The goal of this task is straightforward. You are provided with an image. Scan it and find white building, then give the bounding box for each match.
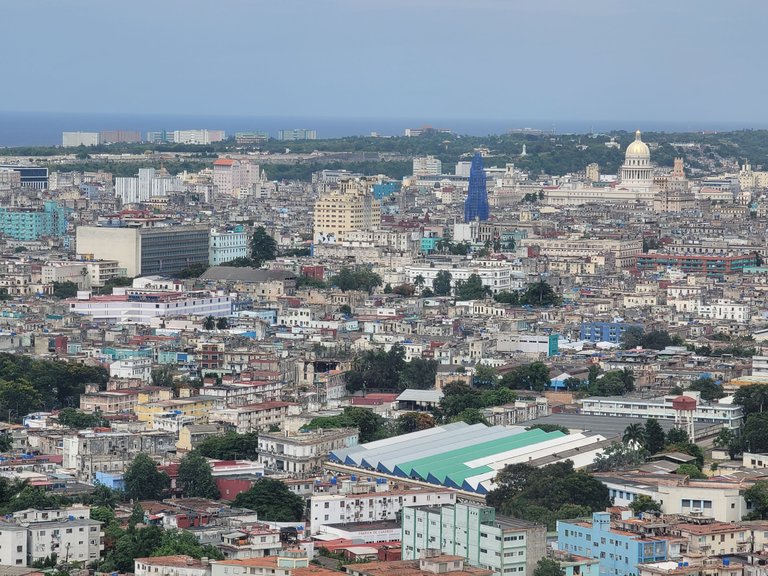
[404,262,523,295]
[210,227,249,265]
[310,488,455,535]
[26,517,104,565]
[0,524,27,567]
[413,155,442,176]
[109,357,152,382]
[67,290,231,324]
[258,428,358,475]
[173,129,226,144]
[213,158,261,198]
[135,556,211,576]
[115,167,184,205]
[209,402,300,433]
[697,300,751,323]
[62,131,100,147]
[580,393,744,429]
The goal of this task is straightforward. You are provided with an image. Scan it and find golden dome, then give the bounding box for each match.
[625,129,650,158]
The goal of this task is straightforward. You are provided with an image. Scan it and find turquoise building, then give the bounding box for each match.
[0,201,70,241]
[558,512,668,576]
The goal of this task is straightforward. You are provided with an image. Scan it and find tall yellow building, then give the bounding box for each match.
[313,177,381,243]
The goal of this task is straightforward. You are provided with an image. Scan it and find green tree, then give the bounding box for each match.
[644,419,666,455]
[124,453,170,501]
[414,275,425,290]
[150,365,175,388]
[688,377,724,401]
[52,281,79,299]
[216,317,229,330]
[151,529,224,560]
[305,406,389,443]
[90,484,120,508]
[176,263,209,278]
[623,423,645,447]
[743,412,768,453]
[501,361,550,391]
[251,226,277,266]
[345,345,406,393]
[734,384,768,415]
[487,461,610,530]
[57,407,107,429]
[432,270,452,296]
[713,428,741,459]
[196,432,259,460]
[233,478,304,521]
[0,379,43,420]
[533,558,565,576]
[455,273,490,300]
[451,408,489,425]
[676,464,706,479]
[399,358,439,391]
[629,495,662,515]
[666,428,690,445]
[397,412,435,434]
[202,315,216,330]
[0,288,10,301]
[745,481,768,519]
[332,267,382,293]
[620,326,645,349]
[474,363,499,387]
[494,291,520,305]
[519,281,561,306]
[177,451,220,499]
[592,442,648,472]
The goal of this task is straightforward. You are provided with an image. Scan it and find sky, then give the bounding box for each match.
[1,0,766,124]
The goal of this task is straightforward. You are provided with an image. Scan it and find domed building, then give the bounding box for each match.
[620,130,653,187]
[540,129,659,206]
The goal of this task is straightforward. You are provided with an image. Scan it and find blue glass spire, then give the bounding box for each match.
[463,152,489,223]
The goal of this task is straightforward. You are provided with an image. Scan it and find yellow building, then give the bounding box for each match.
[313,177,381,243]
[135,395,220,428]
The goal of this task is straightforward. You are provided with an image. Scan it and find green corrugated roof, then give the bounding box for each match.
[397,428,563,481]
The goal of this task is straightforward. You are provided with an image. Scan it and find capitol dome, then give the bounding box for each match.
[625,130,650,159]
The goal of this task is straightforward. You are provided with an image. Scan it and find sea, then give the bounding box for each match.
[0,111,766,147]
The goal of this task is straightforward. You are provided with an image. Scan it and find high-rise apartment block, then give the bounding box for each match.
[212,158,261,198]
[62,131,100,147]
[0,165,49,189]
[413,155,443,176]
[115,167,184,205]
[99,130,141,144]
[401,503,546,576]
[313,177,381,243]
[145,129,226,144]
[278,128,317,141]
[0,201,70,241]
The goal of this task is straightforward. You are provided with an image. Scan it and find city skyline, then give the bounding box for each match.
[2,0,766,124]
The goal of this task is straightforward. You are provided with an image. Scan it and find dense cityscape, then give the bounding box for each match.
[5,2,768,576]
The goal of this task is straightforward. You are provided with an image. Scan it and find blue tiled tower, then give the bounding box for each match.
[463,152,489,223]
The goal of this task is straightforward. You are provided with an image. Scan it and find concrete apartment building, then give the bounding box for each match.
[209,401,300,433]
[311,487,456,535]
[402,503,547,576]
[258,428,358,475]
[212,158,261,198]
[209,227,249,265]
[76,224,210,276]
[313,177,381,243]
[62,131,100,146]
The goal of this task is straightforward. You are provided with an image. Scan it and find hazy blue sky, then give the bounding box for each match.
[2,0,765,123]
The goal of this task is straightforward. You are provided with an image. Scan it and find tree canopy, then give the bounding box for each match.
[251,226,277,266]
[432,270,452,296]
[196,432,259,460]
[304,406,389,443]
[621,328,682,350]
[688,377,724,401]
[233,478,304,521]
[124,453,170,501]
[455,274,490,300]
[331,267,382,293]
[487,461,610,529]
[344,344,437,393]
[177,452,219,499]
[56,407,108,429]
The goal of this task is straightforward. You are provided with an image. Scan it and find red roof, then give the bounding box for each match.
[214,159,236,166]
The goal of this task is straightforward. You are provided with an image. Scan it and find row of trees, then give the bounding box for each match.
[344,344,438,393]
[494,281,562,307]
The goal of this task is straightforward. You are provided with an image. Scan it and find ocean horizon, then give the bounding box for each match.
[1,110,767,147]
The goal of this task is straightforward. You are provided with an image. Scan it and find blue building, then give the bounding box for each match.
[463,153,489,223]
[95,471,125,491]
[580,321,642,344]
[373,181,400,199]
[0,201,69,241]
[558,512,668,576]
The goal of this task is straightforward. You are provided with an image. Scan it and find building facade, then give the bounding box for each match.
[402,503,546,576]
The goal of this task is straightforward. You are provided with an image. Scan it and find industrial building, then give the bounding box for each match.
[328,422,607,494]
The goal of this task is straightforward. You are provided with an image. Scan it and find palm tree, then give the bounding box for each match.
[216,317,229,330]
[202,315,215,331]
[414,275,425,290]
[623,423,645,447]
